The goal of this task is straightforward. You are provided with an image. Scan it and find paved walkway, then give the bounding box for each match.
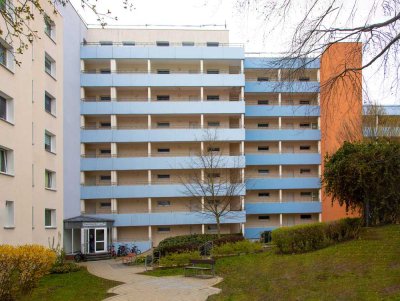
[82,260,222,301]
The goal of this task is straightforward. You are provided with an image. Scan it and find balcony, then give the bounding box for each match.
[245,129,321,141]
[246,177,321,190]
[245,105,320,117]
[244,57,320,69]
[245,201,322,214]
[81,72,245,87]
[245,81,319,93]
[86,210,246,227]
[80,43,245,60]
[245,153,321,165]
[244,227,278,239]
[81,155,245,171]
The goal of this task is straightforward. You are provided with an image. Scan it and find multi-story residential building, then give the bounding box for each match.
[1,2,398,254]
[0,1,64,245]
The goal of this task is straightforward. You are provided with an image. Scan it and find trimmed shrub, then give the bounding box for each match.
[0,245,56,300]
[212,240,263,256]
[159,251,201,267]
[272,218,362,254]
[156,233,242,255]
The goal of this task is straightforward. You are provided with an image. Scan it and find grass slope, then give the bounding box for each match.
[210,225,400,301]
[18,268,121,301]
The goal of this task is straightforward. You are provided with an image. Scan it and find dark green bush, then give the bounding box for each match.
[272,218,362,254]
[156,233,242,255]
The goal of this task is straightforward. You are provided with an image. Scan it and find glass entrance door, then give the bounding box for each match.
[95,228,107,253]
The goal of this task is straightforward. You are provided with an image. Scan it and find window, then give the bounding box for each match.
[208,173,220,178]
[44,92,56,115]
[100,95,111,101]
[207,121,220,127]
[100,149,111,155]
[44,131,56,153]
[257,77,270,81]
[44,15,55,40]
[258,123,269,128]
[207,224,218,231]
[300,169,311,174]
[157,174,170,179]
[258,169,269,174]
[0,43,6,66]
[258,192,270,197]
[45,209,56,227]
[258,100,269,105]
[299,123,311,128]
[299,77,310,82]
[157,122,170,128]
[208,147,220,152]
[300,214,312,219]
[206,42,219,47]
[0,147,13,174]
[207,69,219,74]
[100,175,111,181]
[0,95,7,121]
[100,69,111,74]
[157,95,170,101]
[100,202,111,208]
[312,123,318,129]
[258,215,270,220]
[156,41,170,47]
[157,200,171,207]
[299,145,311,150]
[100,122,111,128]
[99,41,113,46]
[258,146,269,151]
[0,39,13,70]
[44,53,56,77]
[122,41,135,46]
[300,192,312,197]
[157,227,170,232]
[207,95,220,101]
[45,170,56,189]
[5,201,14,227]
[157,69,170,74]
[299,100,310,105]
[157,148,170,153]
[182,41,194,46]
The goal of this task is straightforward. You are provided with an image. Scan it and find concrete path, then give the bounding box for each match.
[82,260,222,301]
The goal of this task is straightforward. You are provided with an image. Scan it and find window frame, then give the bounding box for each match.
[44,53,56,78]
[45,169,56,190]
[44,92,56,116]
[45,208,57,228]
[44,14,56,41]
[44,131,56,153]
[4,200,15,228]
[0,146,13,175]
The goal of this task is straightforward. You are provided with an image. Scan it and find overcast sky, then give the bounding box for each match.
[70,0,397,105]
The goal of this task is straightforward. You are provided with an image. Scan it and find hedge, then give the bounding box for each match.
[272,218,362,254]
[159,251,201,267]
[0,245,56,300]
[211,240,263,256]
[156,233,243,255]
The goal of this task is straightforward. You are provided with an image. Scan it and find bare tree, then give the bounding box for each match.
[179,130,245,238]
[0,0,133,64]
[236,0,400,102]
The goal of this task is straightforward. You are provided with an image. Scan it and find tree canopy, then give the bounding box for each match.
[323,139,400,226]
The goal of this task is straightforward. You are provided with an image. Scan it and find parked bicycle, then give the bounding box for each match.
[74,251,86,262]
[116,243,142,257]
[108,244,117,258]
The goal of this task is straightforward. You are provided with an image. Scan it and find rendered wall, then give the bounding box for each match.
[320,43,363,221]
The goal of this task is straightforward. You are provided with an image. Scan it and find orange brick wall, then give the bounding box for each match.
[320,43,363,221]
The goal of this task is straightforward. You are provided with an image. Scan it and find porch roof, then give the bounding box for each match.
[64,215,114,229]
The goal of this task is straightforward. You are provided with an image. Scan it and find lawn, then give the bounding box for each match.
[147,225,400,301]
[18,268,121,301]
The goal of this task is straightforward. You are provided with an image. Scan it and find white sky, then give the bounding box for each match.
[70,0,398,105]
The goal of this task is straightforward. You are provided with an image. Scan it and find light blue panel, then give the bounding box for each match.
[81,129,245,143]
[245,202,322,214]
[245,129,321,141]
[244,57,320,69]
[81,101,245,115]
[81,184,246,199]
[81,155,245,171]
[244,227,277,239]
[245,105,320,117]
[245,81,319,93]
[363,105,400,115]
[88,211,246,227]
[246,177,321,190]
[81,73,245,87]
[245,154,321,165]
[112,241,152,253]
[81,46,245,59]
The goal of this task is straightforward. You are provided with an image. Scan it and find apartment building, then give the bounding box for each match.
[0,1,64,245]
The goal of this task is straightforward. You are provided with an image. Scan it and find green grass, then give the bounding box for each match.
[147,225,400,301]
[18,268,121,301]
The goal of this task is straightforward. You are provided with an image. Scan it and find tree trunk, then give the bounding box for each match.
[216,215,221,239]
[365,199,370,227]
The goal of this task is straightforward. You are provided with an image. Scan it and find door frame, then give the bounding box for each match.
[94,227,107,253]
